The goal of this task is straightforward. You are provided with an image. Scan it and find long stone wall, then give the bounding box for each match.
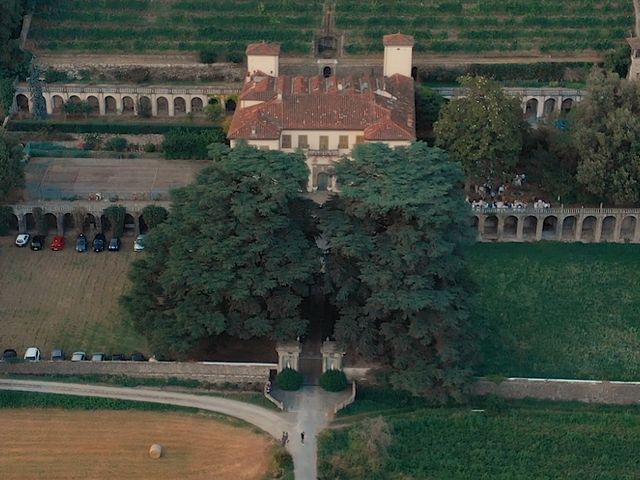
[473,207,640,243]
[0,361,276,384]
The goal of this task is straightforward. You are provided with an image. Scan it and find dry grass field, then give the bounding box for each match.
[0,409,272,479]
[0,235,146,356]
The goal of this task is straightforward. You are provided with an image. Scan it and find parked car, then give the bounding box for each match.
[2,349,17,361]
[15,233,30,247]
[108,237,121,252]
[91,352,107,361]
[30,235,46,251]
[130,352,145,362]
[111,353,127,361]
[133,234,145,252]
[71,351,86,361]
[93,233,106,252]
[51,348,65,361]
[24,347,41,361]
[76,233,88,253]
[50,235,65,251]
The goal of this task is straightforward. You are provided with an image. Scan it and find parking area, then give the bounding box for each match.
[0,235,147,357]
[24,157,208,201]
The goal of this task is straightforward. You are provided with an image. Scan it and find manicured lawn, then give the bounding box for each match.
[470,243,640,380]
[320,398,640,480]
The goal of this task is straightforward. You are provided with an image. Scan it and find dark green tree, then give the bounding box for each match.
[434,76,526,185]
[0,129,24,199]
[0,205,16,235]
[104,205,126,238]
[27,63,47,120]
[415,84,446,143]
[32,206,45,235]
[573,70,640,205]
[321,142,476,400]
[121,145,319,354]
[604,42,631,78]
[162,128,225,160]
[141,204,168,230]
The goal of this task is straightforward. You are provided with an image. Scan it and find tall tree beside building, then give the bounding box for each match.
[121,145,319,353]
[0,129,24,200]
[434,75,526,185]
[321,142,477,400]
[573,70,640,205]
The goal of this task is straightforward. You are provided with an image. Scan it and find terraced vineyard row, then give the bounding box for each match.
[29,0,634,55]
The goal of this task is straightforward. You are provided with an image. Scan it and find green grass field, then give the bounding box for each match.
[470,243,640,381]
[29,0,632,55]
[320,397,640,480]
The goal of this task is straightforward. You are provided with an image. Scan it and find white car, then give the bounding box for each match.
[134,234,145,252]
[71,351,86,362]
[15,233,31,247]
[24,347,41,361]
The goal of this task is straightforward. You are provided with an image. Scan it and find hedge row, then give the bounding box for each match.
[7,120,225,136]
[419,62,597,83]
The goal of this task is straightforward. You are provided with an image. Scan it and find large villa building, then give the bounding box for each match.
[227,34,417,192]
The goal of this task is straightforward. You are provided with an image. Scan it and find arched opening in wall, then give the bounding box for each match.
[100,215,111,233]
[317,172,330,191]
[621,216,637,242]
[52,95,64,114]
[208,97,219,105]
[44,213,58,233]
[542,216,558,239]
[124,213,136,235]
[543,98,556,117]
[191,97,204,113]
[16,94,29,112]
[601,216,616,241]
[525,98,538,122]
[561,98,573,115]
[225,98,236,113]
[522,216,537,240]
[580,216,597,242]
[87,96,99,115]
[322,66,332,78]
[174,97,186,115]
[483,215,498,238]
[157,97,169,116]
[68,95,81,104]
[122,96,135,114]
[63,213,74,234]
[5,214,19,234]
[138,215,148,234]
[139,96,152,116]
[105,96,117,114]
[503,216,518,238]
[84,213,96,232]
[561,216,576,240]
[24,213,35,232]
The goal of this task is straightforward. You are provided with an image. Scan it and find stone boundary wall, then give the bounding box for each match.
[0,361,277,385]
[474,377,640,405]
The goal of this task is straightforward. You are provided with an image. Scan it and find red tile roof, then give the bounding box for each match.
[383,33,415,47]
[229,73,415,142]
[246,42,281,56]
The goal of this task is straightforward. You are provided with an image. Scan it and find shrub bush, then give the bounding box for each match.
[275,368,303,391]
[225,51,243,63]
[105,136,128,152]
[319,369,348,392]
[162,127,225,159]
[143,142,156,152]
[199,49,217,63]
[81,133,102,150]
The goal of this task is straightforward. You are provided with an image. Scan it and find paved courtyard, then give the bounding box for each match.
[24,157,208,201]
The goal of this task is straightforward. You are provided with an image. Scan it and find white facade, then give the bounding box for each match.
[384,45,413,77]
[247,54,279,78]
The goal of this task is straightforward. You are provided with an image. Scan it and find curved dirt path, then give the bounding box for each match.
[0,379,320,480]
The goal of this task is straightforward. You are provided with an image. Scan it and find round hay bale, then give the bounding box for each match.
[149,444,163,459]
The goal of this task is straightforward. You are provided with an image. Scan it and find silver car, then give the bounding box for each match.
[15,233,30,247]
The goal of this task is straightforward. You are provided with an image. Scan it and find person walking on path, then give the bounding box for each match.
[300,431,305,444]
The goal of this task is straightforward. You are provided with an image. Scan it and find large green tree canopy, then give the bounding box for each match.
[573,70,640,205]
[0,129,24,199]
[435,76,526,185]
[121,145,320,353]
[321,142,477,400]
